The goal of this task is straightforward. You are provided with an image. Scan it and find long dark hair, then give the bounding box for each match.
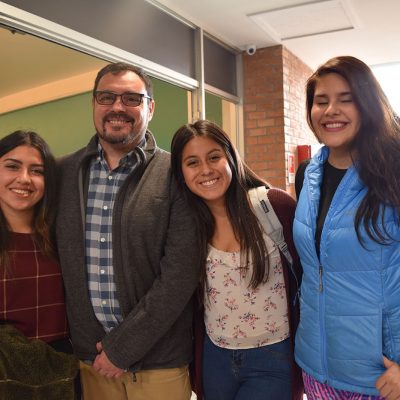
[171,119,270,290]
[306,56,400,244]
[0,131,57,270]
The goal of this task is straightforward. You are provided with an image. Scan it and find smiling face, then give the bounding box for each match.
[181,136,232,209]
[93,70,155,153]
[311,73,361,166]
[0,145,45,227]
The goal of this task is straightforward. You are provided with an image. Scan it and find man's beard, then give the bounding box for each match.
[98,127,137,145]
[98,112,138,145]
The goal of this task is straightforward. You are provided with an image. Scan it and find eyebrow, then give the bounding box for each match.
[314,91,352,98]
[97,90,143,95]
[182,148,223,162]
[3,158,44,167]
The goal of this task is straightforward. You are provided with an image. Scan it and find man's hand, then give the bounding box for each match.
[376,356,400,400]
[92,341,125,378]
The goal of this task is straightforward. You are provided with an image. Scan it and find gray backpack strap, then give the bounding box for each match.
[248,186,293,267]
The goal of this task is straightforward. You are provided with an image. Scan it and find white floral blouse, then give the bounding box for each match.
[204,234,289,349]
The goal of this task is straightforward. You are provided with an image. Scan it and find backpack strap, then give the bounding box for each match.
[295,159,310,199]
[248,186,293,268]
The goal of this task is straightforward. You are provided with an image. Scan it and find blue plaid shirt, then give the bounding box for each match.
[85,143,139,332]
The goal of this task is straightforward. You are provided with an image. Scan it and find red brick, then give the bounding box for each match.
[243,45,318,192]
[257,118,276,128]
[248,111,266,120]
[245,136,258,145]
[248,128,266,137]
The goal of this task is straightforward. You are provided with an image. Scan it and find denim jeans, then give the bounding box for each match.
[202,334,292,400]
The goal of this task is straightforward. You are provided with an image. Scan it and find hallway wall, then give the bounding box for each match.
[243,45,318,196]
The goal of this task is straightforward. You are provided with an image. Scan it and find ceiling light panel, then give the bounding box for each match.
[249,0,357,41]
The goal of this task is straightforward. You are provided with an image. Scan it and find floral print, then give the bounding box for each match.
[204,235,289,349]
[224,297,239,312]
[239,311,260,329]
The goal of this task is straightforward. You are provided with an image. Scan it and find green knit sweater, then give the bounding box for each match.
[0,325,78,400]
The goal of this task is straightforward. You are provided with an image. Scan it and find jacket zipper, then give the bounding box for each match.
[318,263,327,382]
[319,265,323,292]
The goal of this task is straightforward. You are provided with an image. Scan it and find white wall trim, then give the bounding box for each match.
[204,84,240,104]
[0,70,98,114]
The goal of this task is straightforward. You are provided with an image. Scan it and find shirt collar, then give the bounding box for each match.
[95,137,146,169]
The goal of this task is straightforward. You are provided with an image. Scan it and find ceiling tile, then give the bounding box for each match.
[249,0,356,41]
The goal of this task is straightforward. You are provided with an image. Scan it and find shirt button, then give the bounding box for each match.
[102,300,107,305]
[100,237,106,242]
[108,175,113,180]
[100,269,105,274]
[103,205,108,210]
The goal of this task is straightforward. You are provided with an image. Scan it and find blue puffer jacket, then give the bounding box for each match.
[293,146,400,395]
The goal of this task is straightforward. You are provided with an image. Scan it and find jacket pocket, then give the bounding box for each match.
[326,311,383,388]
[383,308,400,363]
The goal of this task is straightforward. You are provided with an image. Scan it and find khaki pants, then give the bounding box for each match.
[79,361,191,400]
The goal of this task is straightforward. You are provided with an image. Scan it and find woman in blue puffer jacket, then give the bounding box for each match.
[293,56,400,399]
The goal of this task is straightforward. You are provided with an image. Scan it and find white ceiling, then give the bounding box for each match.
[0,0,399,102]
[155,0,400,69]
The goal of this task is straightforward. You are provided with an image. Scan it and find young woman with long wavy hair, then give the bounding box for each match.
[294,56,400,400]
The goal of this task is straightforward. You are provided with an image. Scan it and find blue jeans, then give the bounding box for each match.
[202,334,292,400]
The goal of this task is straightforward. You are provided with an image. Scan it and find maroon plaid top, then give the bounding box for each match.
[0,232,68,343]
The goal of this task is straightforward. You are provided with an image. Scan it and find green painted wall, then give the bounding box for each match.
[0,92,93,157]
[0,77,188,156]
[205,92,222,127]
[150,78,188,151]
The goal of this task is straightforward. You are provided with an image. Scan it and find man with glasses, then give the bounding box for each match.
[56,62,200,400]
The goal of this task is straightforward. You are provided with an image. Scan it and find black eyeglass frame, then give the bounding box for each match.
[94,90,152,107]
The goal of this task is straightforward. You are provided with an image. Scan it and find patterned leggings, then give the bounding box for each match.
[303,371,384,400]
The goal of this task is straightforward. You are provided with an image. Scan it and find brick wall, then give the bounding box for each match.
[243,45,317,197]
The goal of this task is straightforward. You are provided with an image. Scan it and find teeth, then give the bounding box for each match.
[325,122,345,128]
[108,119,129,124]
[11,189,30,196]
[201,178,217,186]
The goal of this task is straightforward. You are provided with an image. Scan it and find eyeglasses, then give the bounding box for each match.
[94,91,152,107]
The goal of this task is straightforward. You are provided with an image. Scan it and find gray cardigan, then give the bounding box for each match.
[56,132,200,371]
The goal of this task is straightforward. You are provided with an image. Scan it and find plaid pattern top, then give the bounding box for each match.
[85,144,139,332]
[0,232,68,343]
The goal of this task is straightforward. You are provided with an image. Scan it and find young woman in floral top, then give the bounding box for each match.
[171,120,303,400]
